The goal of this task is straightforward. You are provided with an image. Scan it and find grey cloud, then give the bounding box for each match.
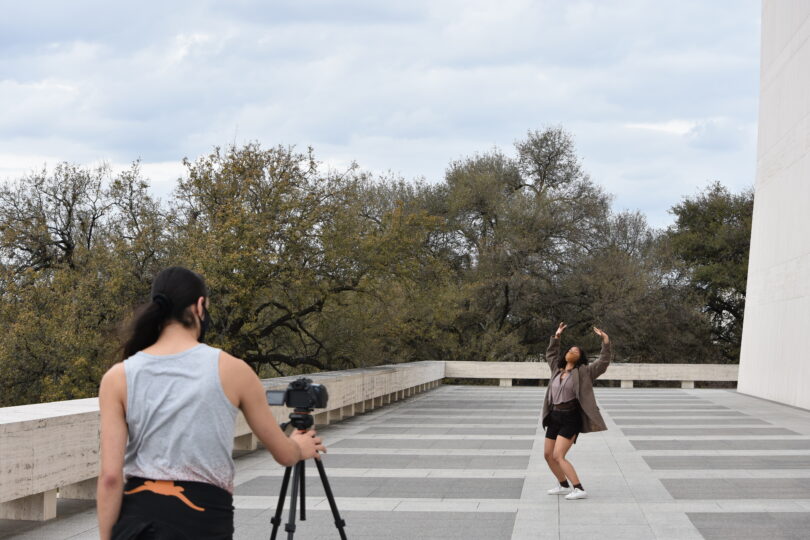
[1,0,760,227]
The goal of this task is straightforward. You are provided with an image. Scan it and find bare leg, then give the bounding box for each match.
[543,437,566,482]
[553,435,580,485]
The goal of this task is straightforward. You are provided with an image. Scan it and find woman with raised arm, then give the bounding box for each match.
[542,322,611,500]
[97,266,326,539]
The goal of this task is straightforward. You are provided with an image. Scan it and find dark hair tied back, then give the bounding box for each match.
[152,293,173,316]
[557,346,589,370]
[121,267,208,359]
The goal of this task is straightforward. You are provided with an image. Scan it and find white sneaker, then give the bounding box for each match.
[565,487,588,500]
[547,485,572,495]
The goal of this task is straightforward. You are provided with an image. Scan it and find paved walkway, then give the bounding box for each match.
[3,386,810,539]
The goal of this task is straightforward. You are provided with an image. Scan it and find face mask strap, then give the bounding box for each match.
[198,304,211,343]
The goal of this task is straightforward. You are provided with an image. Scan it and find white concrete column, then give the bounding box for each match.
[499,379,513,387]
[681,381,695,389]
[328,408,343,423]
[621,380,634,388]
[0,489,57,521]
[738,0,810,411]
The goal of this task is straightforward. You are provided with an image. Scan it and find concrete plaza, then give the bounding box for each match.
[2,385,810,539]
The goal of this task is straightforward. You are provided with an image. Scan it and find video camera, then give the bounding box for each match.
[266,377,328,411]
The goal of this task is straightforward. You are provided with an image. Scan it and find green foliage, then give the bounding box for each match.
[0,163,164,405]
[0,132,753,405]
[666,182,753,360]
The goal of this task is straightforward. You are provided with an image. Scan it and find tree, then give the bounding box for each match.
[0,163,166,405]
[170,143,441,374]
[666,182,754,361]
[0,136,749,406]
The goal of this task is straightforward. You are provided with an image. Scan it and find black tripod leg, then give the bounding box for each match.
[299,461,306,521]
[314,458,347,540]
[285,462,301,540]
[270,466,292,540]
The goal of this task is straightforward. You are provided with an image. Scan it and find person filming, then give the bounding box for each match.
[97,266,326,539]
[542,322,612,500]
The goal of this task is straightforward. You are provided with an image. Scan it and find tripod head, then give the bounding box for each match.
[281,408,315,432]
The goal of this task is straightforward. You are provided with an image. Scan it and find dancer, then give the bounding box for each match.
[543,322,611,500]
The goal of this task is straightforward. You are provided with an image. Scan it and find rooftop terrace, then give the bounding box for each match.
[2,384,810,539]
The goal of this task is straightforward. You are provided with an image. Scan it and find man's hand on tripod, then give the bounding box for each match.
[291,429,326,460]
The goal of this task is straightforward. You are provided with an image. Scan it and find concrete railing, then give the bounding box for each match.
[0,358,738,521]
[0,361,443,521]
[444,361,739,389]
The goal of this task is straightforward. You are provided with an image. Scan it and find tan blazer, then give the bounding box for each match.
[542,336,612,435]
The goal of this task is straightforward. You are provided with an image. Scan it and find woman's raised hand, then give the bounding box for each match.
[555,322,567,338]
[593,326,610,344]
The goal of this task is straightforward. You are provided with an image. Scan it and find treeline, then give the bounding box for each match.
[0,128,752,406]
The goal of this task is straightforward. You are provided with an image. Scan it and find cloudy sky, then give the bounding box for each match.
[1,0,760,227]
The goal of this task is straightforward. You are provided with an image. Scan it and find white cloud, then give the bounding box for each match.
[167,33,214,65]
[625,120,698,136]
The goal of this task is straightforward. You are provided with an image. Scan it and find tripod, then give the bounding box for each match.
[269,410,347,540]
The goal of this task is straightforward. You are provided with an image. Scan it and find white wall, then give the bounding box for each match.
[738,1,810,409]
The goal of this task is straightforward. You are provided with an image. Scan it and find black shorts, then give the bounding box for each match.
[545,409,582,441]
[112,477,234,540]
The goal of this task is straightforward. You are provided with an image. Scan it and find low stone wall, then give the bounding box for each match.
[444,361,739,388]
[0,361,443,521]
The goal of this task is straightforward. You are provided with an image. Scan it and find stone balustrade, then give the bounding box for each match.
[444,361,739,389]
[0,359,737,521]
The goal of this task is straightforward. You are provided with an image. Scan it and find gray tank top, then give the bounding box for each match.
[123,344,239,493]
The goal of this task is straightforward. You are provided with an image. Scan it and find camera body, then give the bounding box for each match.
[266,377,329,411]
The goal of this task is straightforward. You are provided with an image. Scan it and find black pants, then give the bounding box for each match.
[112,477,234,540]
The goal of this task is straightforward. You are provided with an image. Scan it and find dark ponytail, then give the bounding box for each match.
[121,267,209,359]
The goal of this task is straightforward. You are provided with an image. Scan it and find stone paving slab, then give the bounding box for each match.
[366,417,538,425]
[661,478,810,499]
[381,410,539,416]
[359,426,529,435]
[286,454,530,469]
[233,510,517,540]
[409,401,542,407]
[686,512,810,540]
[621,427,799,436]
[631,439,810,450]
[331,438,534,449]
[598,397,706,401]
[645,455,810,469]
[613,418,769,425]
[604,405,730,410]
[235,475,525,499]
[599,398,715,402]
[610,411,749,416]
